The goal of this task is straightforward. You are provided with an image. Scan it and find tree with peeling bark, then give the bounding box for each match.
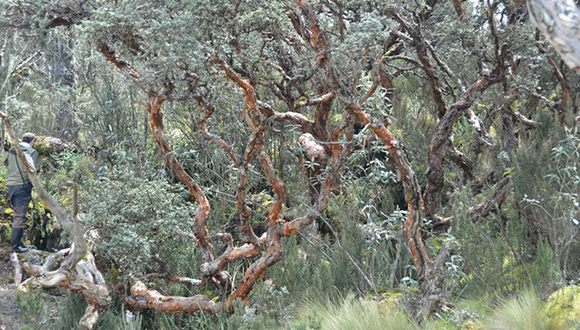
[0,111,110,329]
[527,0,580,73]
[1,0,580,328]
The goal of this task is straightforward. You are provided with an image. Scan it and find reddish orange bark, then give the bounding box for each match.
[127,281,220,314]
[346,105,432,276]
[451,0,468,18]
[99,44,141,79]
[145,96,214,265]
[292,0,435,278]
[536,43,570,126]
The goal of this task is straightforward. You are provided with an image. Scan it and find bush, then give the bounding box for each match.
[81,166,201,281]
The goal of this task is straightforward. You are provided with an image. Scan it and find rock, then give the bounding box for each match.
[33,136,76,156]
[2,136,76,156]
[544,286,580,328]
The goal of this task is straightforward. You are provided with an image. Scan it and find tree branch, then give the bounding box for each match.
[144,96,215,267]
[127,281,220,314]
[527,0,580,73]
[100,44,142,79]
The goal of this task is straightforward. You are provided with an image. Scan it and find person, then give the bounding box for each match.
[5,132,39,253]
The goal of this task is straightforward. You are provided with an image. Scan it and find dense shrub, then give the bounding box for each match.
[81,167,201,280]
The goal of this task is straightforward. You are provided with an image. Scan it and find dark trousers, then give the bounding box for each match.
[7,184,32,228]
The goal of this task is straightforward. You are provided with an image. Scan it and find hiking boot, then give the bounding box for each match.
[10,227,28,253]
[12,245,30,253]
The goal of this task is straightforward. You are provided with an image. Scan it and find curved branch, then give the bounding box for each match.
[127,281,220,314]
[527,0,580,73]
[347,105,431,277]
[388,10,447,117]
[282,122,344,235]
[100,44,142,79]
[199,105,241,166]
[217,58,263,123]
[295,92,334,109]
[201,241,263,278]
[257,149,285,227]
[272,111,314,134]
[423,58,506,218]
[235,126,268,246]
[0,114,86,270]
[145,96,215,265]
[469,176,511,218]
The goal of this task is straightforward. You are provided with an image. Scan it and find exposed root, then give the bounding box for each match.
[9,253,22,286]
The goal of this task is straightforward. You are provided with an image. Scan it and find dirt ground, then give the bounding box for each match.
[0,245,25,330]
[0,245,61,330]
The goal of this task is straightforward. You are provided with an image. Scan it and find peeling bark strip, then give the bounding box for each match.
[527,0,580,73]
[145,96,215,266]
[127,281,221,314]
[424,61,505,217]
[100,44,142,78]
[293,0,432,278]
[536,42,570,126]
[469,176,511,218]
[347,105,432,277]
[0,111,110,330]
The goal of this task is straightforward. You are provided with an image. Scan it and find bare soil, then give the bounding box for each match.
[0,245,26,330]
[0,245,61,330]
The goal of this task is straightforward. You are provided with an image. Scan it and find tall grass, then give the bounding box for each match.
[486,290,565,330]
[285,292,420,330]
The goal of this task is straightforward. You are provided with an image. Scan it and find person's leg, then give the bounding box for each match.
[8,185,32,252]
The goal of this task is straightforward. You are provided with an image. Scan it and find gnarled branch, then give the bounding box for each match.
[0,110,110,329]
[528,0,580,73]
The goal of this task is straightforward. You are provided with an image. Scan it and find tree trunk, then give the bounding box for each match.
[527,0,580,73]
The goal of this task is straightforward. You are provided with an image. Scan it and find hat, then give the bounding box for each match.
[22,132,36,141]
[22,133,36,143]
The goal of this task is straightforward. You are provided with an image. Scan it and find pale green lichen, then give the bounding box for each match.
[544,286,580,329]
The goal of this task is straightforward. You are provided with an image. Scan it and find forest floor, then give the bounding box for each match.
[0,245,25,330]
[0,245,61,330]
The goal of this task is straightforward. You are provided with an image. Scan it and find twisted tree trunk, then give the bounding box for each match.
[528,0,580,73]
[0,111,110,330]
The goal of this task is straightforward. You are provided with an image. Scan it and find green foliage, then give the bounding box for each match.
[266,207,406,299]
[56,293,143,330]
[452,208,557,297]
[544,286,580,328]
[16,287,51,330]
[82,166,200,278]
[2,0,580,328]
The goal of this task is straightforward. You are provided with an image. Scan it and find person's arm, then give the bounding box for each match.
[32,150,40,173]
